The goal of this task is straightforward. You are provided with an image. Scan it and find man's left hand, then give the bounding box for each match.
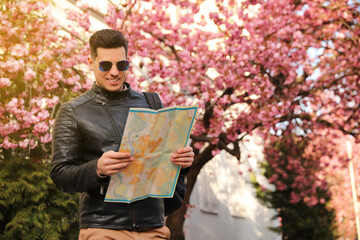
[171,146,195,169]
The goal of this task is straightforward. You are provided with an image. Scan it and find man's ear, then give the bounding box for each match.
[88,56,94,71]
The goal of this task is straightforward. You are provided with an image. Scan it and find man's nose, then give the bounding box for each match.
[108,63,119,75]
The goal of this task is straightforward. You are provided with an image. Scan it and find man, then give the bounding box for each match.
[50,29,194,240]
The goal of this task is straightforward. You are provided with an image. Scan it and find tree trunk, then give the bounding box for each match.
[166,144,215,240]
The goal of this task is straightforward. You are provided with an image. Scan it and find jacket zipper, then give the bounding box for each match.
[101,100,137,228]
[97,99,121,196]
[98,100,121,145]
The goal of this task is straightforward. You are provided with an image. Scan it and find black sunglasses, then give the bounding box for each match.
[97,60,130,72]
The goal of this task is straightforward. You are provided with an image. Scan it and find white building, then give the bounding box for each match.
[184,135,280,240]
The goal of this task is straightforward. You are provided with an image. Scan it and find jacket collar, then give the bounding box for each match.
[91,82,131,101]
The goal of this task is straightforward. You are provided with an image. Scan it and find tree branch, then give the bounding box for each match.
[120,1,137,30]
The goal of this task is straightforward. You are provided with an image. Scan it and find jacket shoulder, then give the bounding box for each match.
[65,90,95,109]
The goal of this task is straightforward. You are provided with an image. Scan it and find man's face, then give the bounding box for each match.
[88,47,127,92]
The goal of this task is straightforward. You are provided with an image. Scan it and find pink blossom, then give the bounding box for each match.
[65,75,80,85]
[290,192,301,204]
[6,98,24,111]
[72,83,81,92]
[1,136,18,149]
[276,181,287,191]
[30,98,44,108]
[193,142,203,150]
[46,96,59,108]
[306,196,318,207]
[33,122,49,133]
[11,44,28,57]
[24,68,36,81]
[2,120,21,136]
[211,149,220,156]
[5,59,24,73]
[82,78,93,90]
[18,139,31,149]
[37,110,50,121]
[268,174,278,183]
[62,58,76,68]
[40,133,52,144]
[0,78,11,87]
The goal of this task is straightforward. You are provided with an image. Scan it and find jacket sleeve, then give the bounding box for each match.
[50,102,106,193]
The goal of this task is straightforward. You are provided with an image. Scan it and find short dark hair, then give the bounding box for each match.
[89,29,128,59]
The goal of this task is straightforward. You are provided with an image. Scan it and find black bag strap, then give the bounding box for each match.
[143,91,186,216]
[143,92,162,110]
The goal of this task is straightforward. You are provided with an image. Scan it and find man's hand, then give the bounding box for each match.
[171,146,195,169]
[96,150,133,176]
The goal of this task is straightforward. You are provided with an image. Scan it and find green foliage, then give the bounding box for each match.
[252,136,338,240]
[0,152,79,240]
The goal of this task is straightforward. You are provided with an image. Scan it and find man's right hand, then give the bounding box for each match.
[96,150,133,176]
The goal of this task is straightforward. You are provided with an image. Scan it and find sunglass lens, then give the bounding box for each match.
[117,61,129,71]
[99,61,112,71]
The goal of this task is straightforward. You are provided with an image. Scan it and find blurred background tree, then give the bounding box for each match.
[0,0,90,238]
[252,132,338,239]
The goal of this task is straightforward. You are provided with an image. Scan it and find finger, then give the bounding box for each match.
[177,146,193,154]
[102,156,131,163]
[105,162,133,174]
[171,158,193,163]
[112,161,132,170]
[104,157,133,166]
[171,156,193,165]
[172,151,194,159]
[116,152,133,158]
[106,151,132,158]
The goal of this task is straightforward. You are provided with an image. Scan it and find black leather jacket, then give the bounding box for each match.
[50,83,166,230]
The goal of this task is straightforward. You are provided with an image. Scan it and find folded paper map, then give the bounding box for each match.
[104,105,198,203]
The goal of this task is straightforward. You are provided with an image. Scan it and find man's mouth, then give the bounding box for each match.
[106,77,120,82]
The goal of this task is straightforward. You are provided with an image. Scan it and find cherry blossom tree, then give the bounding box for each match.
[305,130,360,239]
[94,0,358,238]
[254,131,338,239]
[256,128,359,239]
[0,0,91,152]
[98,0,360,239]
[0,0,91,238]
